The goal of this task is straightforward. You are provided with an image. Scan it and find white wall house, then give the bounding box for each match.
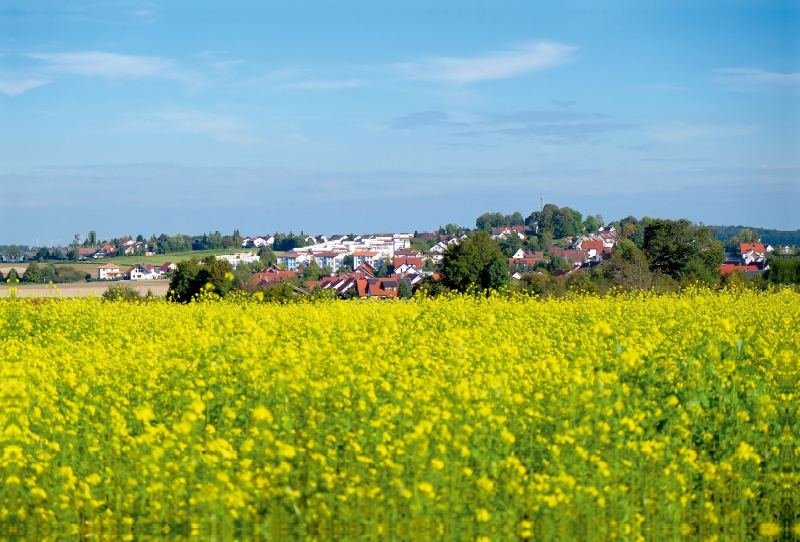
[242,236,274,248]
[129,264,159,280]
[97,264,120,280]
[353,251,383,269]
[216,252,260,268]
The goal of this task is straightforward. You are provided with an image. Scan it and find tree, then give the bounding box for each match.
[88,231,97,245]
[258,246,277,267]
[482,258,510,290]
[50,267,87,283]
[583,214,604,233]
[375,260,392,278]
[415,276,451,297]
[35,246,50,261]
[441,231,508,292]
[643,219,725,281]
[737,228,759,243]
[720,269,752,290]
[409,237,430,253]
[103,284,141,301]
[525,204,582,239]
[341,254,355,271]
[476,212,506,231]
[764,257,800,285]
[22,262,41,283]
[601,240,653,290]
[444,223,462,235]
[302,261,326,282]
[67,246,80,261]
[168,256,236,302]
[231,229,243,248]
[41,264,57,282]
[259,283,300,304]
[397,280,412,299]
[506,211,525,227]
[5,268,19,283]
[496,232,523,257]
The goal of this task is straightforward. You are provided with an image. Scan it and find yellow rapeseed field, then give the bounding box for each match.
[0,289,798,540]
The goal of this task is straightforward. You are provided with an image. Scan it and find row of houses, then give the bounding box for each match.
[79,240,151,260]
[96,262,176,281]
[275,233,414,273]
[255,262,425,299]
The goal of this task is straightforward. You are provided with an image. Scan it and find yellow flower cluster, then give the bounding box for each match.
[0,289,798,540]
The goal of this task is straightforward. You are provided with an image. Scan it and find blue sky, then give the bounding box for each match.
[1,0,798,244]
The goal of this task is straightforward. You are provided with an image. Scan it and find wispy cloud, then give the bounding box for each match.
[716,68,800,87]
[551,100,576,108]
[390,111,454,129]
[397,42,577,84]
[0,77,51,96]
[27,51,176,78]
[136,108,260,145]
[125,108,313,148]
[649,123,760,141]
[281,79,360,90]
[390,109,631,144]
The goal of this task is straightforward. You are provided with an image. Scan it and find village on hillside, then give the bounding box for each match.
[2,207,795,298]
[78,227,783,299]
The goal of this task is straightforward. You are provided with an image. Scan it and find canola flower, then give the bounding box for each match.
[0,288,798,541]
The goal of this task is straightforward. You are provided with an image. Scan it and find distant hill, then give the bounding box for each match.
[710,226,800,247]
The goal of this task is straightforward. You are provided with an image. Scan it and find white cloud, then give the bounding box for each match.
[716,68,800,86]
[649,123,760,142]
[397,42,577,84]
[282,79,360,90]
[0,78,51,96]
[27,52,176,78]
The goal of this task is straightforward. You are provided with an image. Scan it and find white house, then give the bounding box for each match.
[127,264,159,281]
[97,263,120,280]
[157,262,177,275]
[392,233,412,251]
[216,252,260,268]
[353,251,383,269]
[242,236,274,248]
[394,262,421,275]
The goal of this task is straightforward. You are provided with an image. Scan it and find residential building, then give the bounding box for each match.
[127,264,159,280]
[353,251,383,269]
[216,252,259,268]
[97,263,121,280]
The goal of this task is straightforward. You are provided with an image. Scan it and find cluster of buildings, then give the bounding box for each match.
[78,240,152,260]
[274,233,415,273]
[507,226,619,275]
[719,243,774,276]
[96,262,175,281]
[254,261,427,299]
